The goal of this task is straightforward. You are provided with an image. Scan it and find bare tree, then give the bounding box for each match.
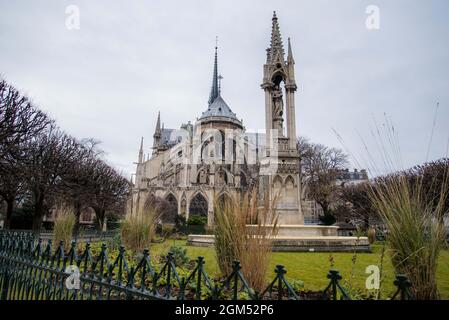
[23,126,79,231]
[90,161,130,230]
[1,79,134,232]
[405,158,449,217]
[0,80,51,228]
[340,182,379,228]
[297,137,349,224]
[60,139,105,232]
[339,158,449,231]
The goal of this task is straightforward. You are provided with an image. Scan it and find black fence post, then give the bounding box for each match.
[392,274,415,300]
[1,262,10,300]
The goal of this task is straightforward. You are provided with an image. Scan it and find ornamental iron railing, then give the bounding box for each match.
[0,230,414,300]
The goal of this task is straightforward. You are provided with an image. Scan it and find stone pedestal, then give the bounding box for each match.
[187,224,370,252]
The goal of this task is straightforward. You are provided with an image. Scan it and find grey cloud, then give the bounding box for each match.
[0,0,448,178]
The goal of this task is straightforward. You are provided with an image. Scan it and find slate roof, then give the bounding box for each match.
[199,95,240,123]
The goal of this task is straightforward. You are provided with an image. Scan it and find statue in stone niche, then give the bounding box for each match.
[272,84,284,135]
[216,167,226,186]
[198,167,209,184]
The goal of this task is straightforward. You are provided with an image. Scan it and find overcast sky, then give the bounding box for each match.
[1,0,448,178]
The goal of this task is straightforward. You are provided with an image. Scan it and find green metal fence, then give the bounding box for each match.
[0,230,415,300]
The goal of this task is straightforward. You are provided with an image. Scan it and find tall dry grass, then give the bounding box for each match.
[335,113,448,300]
[121,195,161,253]
[369,173,448,299]
[214,189,278,292]
[53,205,76,251]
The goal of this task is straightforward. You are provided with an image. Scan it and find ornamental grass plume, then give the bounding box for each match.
[214,188,278,292]
[121,194,162,253]
[369,173,447,299]
[53,204,76,252]
[334,113,448,300]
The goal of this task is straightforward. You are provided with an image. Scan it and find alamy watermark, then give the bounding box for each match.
[65,5,80,30]
[62,262,383,291]
[365,5,380,30]
[65,265,80,290]
[158,126,282,175]
[365,265,380,290]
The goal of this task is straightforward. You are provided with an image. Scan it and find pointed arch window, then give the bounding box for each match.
[161,194,178,223]
[285,175,295,201]
[189,193,208,217]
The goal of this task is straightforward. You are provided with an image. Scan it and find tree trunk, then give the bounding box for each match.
[32,211,43,232]
[93,207,105,231]
[4,198,14,229]
[32,195,45,232]
[32,192,44,232]
[318,202,336,225]
[320,202,330,216]
[73,202,81,235]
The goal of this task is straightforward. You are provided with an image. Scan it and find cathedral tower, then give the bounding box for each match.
[261,12,303,224]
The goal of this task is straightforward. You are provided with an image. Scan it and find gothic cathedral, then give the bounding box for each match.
[130,12,304,226]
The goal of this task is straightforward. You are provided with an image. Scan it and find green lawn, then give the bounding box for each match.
[151,240,449,299]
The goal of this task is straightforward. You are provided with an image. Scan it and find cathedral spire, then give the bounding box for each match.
[138,137,144,163]
[208,41,219,106]
[155,111,161,134]
[153,111,161,153]
[269,11,285,63]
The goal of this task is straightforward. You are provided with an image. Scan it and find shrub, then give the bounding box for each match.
[214,189,278,292]
[289,279,305,293]
[106,213,122,230]
[169,245,190,268]
[174,214,186,228]
[160,224,175,238]
[121,195,161,253]
[53,205,76,251]
[318,213,336,225]
[9,206,33,230]
[187,215,207,226]
[108,233,122,251]
[121,213,156,253]
[369,173,448,299]
[214,198,238,276]
[182,224,206,235]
